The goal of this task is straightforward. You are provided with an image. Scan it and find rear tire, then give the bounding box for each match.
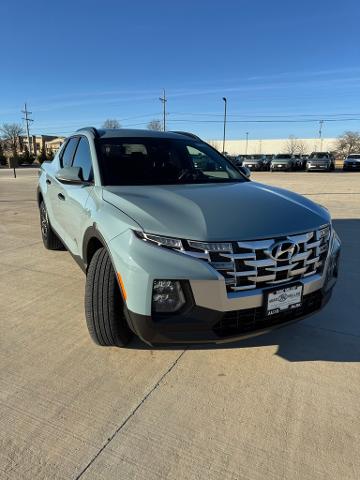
[40,201,65,250]
[85,248,133,347]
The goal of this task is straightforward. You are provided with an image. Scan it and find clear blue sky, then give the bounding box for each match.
[1,0,359,140]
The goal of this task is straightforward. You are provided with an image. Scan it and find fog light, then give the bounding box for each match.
[152,280,185,313]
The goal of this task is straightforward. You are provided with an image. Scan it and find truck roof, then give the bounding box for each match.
[76,127,198,140]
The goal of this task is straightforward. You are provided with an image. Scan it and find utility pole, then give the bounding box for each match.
[21,103,34,154]
[159,89,167,131]
[319,120,324,151]
[245,132,249,155]
[222,97,227,154]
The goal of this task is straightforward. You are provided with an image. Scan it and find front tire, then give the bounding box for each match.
[39,201,64,250]
[85,248,133,347]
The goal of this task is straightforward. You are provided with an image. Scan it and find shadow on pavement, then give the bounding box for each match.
[129,219,360,362]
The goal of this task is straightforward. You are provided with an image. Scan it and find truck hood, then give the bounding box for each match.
[102,182,330,241]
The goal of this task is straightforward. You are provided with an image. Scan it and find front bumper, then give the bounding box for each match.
[271,163,292,171]
[343,162,360,170]
[127,285,334,345]
[243,163,263,171]
[111,230,341,345]
[307,162,330,170]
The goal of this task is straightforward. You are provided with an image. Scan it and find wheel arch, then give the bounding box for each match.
[37,187,43,208]
[82,226,109,271]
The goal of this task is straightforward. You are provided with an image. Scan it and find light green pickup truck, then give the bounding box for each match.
[37,128,340,347]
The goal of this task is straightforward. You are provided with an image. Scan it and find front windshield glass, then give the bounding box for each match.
[275,154,292,159]
[310,152,329,159]
[348,154,360,159]
[96,137,246,186]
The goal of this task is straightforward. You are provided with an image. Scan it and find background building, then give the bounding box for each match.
[45,137,65,153]
[207,137,337,155]
[20,135,58,155]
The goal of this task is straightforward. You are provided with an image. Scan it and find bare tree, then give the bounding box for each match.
[0,140,6,165]
[102,119,121,129]
[295,139,307,155]
[0,123,24,156]
[147,119,162,131]
[336,131,360,158]
[284,135,307,155]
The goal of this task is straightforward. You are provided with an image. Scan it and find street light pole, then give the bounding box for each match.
[222,97,227,154]
[245,132,249,155]
[319,120,324,151]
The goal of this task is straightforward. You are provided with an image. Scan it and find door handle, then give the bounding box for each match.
[58,193,66,201]
[46,179,51,185]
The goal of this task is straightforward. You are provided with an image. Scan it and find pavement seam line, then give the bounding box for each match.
[74,347,188,480]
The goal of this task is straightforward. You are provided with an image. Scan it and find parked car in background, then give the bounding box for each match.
[292,154,306,170]
[306,152,335,172]
[343,153,360,171]
[224,154,238,165]
[242,154,268,171]
[263,154,274,170]
[270,154,301,171]
[233,155,245,166]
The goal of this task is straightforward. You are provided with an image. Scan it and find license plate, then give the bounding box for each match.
[265,284,303,316]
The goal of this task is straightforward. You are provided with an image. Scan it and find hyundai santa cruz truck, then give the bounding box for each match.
[37,128,340,347]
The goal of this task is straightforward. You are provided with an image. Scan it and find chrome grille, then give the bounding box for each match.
[181,227,330,293]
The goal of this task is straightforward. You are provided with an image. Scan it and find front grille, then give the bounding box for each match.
[213,290,322,337]
[180,227,330,293]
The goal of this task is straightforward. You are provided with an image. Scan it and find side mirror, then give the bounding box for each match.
[238,165,251,178]
[56,166,88,184]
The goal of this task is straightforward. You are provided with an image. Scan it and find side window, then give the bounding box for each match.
[72,137,93,182]
[61,138,79,167]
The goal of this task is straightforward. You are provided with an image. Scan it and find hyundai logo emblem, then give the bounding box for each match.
[268,240,300,262]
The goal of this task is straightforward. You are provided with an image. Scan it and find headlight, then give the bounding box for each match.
[136,231,183,249]
[136,231,232,253]
[188,240,232,252]
[318,224,331,241]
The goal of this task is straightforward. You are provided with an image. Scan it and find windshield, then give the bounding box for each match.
[348,154,360,159]
[275,154,292,159]
[310,152,329,159]
[96,137,246,186]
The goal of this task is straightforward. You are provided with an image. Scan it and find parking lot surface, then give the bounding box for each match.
[1,168,359,480]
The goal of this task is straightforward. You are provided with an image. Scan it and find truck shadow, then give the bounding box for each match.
[130,219,360,362]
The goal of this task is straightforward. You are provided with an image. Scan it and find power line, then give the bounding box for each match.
[27,115,360,136]
[163,118,360,124]
[168,111,360,118]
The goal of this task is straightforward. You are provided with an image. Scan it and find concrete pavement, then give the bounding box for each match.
[0,168,359,479]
